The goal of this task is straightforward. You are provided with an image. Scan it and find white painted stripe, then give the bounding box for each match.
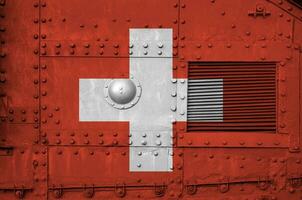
[188,78,224,122]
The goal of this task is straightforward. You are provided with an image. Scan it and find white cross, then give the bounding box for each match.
[79,29,177,171]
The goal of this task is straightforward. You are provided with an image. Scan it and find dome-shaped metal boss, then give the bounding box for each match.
[104,76,142,110]
[108,79,137,105]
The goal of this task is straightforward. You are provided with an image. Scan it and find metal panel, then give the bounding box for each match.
[1,0,302,199]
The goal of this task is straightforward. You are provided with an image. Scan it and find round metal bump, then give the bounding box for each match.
[108,80,136,104]
[104,76,142,110]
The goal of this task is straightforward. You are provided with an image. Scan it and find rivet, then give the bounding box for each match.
[154,152,158,156]
[158,43,164,48]
[33,34,39,39]
[156,140,162,146]
[170,105,177,112]
[141,140,147,145]
[142,133,147,138]
[143,43,148,48]
[56,43,61,48]
[138,152,142,156]
[158,51,162,55]
[33,2,39,7]
[171,79,177,84]
[137,163,141,168]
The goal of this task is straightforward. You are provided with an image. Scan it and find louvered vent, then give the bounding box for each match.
[187,62,276,132]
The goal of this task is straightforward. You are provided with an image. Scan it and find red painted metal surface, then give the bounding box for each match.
[0,0,301,199]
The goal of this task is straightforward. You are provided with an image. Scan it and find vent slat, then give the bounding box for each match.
[187,63,276,132]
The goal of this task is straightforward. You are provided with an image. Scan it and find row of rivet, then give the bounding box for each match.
[39,42,176,56]
[179,138,291,147]
[171,79,186,117]
[0,1,6,103]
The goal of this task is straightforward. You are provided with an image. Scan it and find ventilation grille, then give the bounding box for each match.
[187,62,276,132]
